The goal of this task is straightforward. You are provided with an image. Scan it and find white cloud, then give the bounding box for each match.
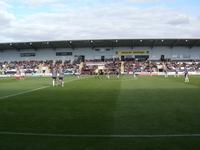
[0,1,15,28]
[0,1,10,10]
[167,15,190,25]
[0,1,200,42]
[0,11,15,27]
[124,0,176,4]
[21,0,59,7]
[127,0,160,3]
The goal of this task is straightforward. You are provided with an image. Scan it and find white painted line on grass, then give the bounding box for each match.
[0,132,200,138]
[0,77,89,100]
[0,86,49,100]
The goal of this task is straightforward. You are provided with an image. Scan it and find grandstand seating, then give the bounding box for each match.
[0,47,200,62]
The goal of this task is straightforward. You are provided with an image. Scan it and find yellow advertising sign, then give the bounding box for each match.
[116,50,149,56]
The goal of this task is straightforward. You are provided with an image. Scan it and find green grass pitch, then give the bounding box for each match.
[1,76,200,150]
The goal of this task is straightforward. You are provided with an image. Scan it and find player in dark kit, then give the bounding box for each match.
[58,66,65,87]
[52,67,58,87]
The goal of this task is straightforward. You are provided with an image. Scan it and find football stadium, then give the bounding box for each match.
[1,39,200,150]
[1,0,200,149]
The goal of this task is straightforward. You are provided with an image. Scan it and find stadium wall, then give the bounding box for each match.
[0,46,200,61]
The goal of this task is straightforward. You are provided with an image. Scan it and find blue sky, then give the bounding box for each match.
[0,0,200,42]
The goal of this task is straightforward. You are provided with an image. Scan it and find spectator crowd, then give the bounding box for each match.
[1,59,200,75]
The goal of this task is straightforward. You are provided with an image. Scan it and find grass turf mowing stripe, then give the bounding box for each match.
[1,132,200,138]
[0,77,89,100]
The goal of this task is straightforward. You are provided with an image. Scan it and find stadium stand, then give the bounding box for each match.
[1,39,200,76]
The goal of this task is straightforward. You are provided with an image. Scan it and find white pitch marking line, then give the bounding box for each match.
[0,132,200,138]
[0,86,49,100]
[0,77,88,100]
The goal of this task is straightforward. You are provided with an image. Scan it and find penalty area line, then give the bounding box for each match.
[0,132,200,138]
